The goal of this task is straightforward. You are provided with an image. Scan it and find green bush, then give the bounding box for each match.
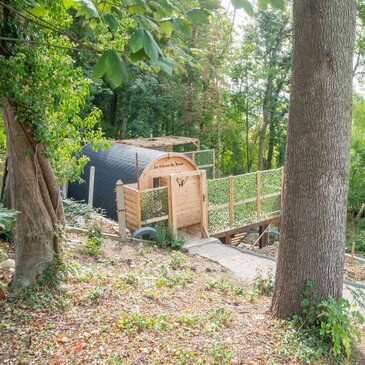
[346,217,365,254]
[291,280,365,360]
[154,223,186,250]
[252,268,274,296]
[79,221,103,256]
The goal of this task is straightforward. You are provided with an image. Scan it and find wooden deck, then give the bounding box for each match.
[210,217,280,248]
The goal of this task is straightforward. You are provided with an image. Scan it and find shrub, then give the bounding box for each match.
[291,280,365,360]
[79,221,103,256]
[252,268,274,296]
[155,223,186,250]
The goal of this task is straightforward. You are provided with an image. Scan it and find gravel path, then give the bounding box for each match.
[184,238,365,304]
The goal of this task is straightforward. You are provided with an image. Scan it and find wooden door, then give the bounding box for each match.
[168,170,208,238]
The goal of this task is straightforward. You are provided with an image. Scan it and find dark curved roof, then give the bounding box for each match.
[68,143,165,220]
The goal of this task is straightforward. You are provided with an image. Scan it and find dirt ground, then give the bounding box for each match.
[1,233,365,364]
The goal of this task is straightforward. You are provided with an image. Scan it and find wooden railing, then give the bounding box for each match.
[184,149,215,179]
[123,184,169,231]
[122,167,284,237]
[207,167,284,234]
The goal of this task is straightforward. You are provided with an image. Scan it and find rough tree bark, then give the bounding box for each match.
[3,99,65,295]
[271,0,356,318]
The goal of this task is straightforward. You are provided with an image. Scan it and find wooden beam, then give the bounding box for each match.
[136,189,142,228]
[167,175,177,237]
[256,170,261,219]
[142,215,169,224]
[208,192,281,212]
[258,224,269,249]
[61,181,68,199]
[229,176,234,227]
[88,166,95,208]
[211,217,280,239]
[200,170,209,238]
[116,180,127,241]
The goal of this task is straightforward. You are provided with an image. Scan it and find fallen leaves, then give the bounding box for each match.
[0,233,331,364]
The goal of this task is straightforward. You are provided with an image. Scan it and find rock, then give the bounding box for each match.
[0,259,15,269]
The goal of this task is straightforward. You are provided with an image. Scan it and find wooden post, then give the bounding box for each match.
[256,170,261,219]
[229,175,234,228]
[259,224,269,249]
[61,181,68,199]
[116,180,126,241]
[135,153,140,190]
[167,175,177,237]
[88,166,95,208]
[192,152,196,163]
[351,242,355,264]
[136,189,142,228]
[212,148,216,179]
[200,170,209,238]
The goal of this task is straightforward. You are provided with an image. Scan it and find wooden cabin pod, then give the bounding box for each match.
[68,143,198,220]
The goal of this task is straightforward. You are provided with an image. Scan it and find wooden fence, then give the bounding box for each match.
[122,167,284,237]
[184,149,215,179]
[207,167,284,234]
[123,184,169,232]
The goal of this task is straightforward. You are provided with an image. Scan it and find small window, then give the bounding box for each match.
[153,177,160,188]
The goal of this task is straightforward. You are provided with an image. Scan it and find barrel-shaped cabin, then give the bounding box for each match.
[68,143,205,233]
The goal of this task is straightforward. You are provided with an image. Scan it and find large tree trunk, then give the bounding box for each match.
[271,1,356,318]
[3,99,65,295]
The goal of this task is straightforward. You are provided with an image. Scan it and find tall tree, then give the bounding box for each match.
[271,1,356,317]
[226,9,290,175]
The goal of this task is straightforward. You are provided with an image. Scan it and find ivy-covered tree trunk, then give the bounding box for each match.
[3,99,64,295]
[271,0,356,318]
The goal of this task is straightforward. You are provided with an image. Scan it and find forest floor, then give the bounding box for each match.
[1,232,365,365]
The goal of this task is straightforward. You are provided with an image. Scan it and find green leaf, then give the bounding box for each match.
[65,0,99,19]
[18,0,40,7]
[92,50,128,88]
[257,0,269,9]
[199,0,221,10]
[130,29,144,53]
[129,48,148,62]
[231,0,254,16]
[187,9,210,24]
[0,205,18,230]
[269,0,285,10]
[139,16,161,32]
[142,30,162,63]
[172,18,192,36]
[160,21,173,36]
[156,57,176,75]
[103,14,119,31]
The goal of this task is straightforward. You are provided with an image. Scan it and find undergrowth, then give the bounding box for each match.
[155,224,186,249]
[79,221,103,256]
[279,280,365,362]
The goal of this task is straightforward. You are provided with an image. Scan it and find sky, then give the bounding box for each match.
[220,0,365,95]
[221,0,250,28]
